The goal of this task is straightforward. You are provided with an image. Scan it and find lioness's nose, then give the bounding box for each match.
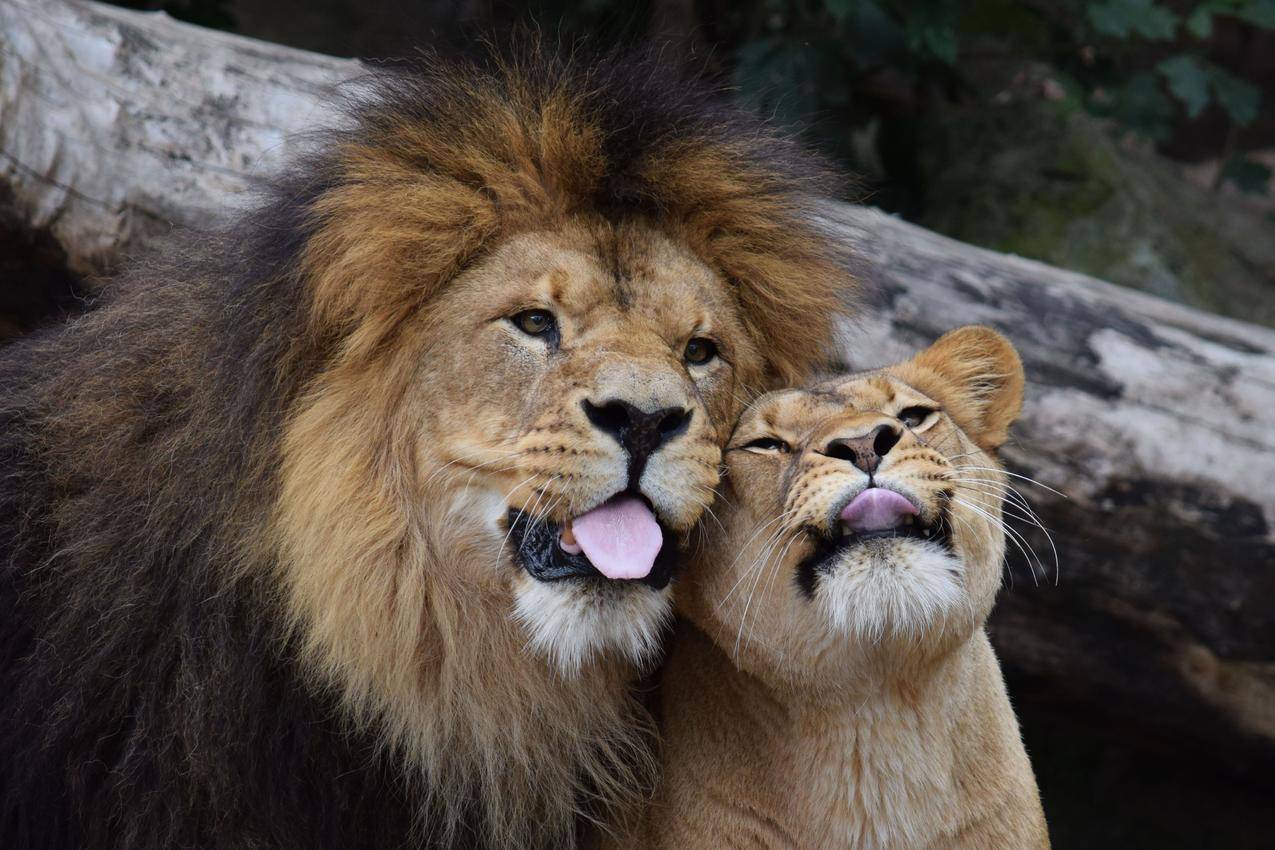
[822,423,901,476]
[583,398,691,481]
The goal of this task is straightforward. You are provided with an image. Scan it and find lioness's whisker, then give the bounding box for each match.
[718,509,798,600]
[720,528,785,615]
[951,496,1046,586]
[954,466,1068,500]
[948,477,1060,583]
[700,500,727,536]
[746,531,802,651]
[720,523,793,653]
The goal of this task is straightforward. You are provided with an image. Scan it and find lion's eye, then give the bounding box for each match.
[741,436,790,453]
[898,406,938,429]
[511,309,556,337]
[684,337,718,366]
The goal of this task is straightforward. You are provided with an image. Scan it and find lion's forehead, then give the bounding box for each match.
[485,226,735,327]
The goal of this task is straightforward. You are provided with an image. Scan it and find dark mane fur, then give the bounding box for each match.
[0,43,851,849]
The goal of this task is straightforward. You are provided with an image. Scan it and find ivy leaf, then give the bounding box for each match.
[1157,55,1211,118]
[1221,155,1274,194]
[1210,67,1261,126]
[1087,0,1179,39]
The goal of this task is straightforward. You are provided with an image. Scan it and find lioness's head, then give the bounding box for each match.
[682,327,1024,688]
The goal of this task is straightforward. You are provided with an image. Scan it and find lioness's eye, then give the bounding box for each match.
[684,337,718,366]
[511,309,556,337]
[741,436,790,453]
[898,406,937,429]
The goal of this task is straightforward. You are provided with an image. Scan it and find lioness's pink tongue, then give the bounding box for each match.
[840,488,918,532]
[570,496,663,580]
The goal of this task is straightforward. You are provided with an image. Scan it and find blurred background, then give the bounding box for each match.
[105,0,1275,329]
[5,2,1274,847]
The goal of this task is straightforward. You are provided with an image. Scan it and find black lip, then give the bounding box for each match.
[795,505,954,598]
[504,498,679,591]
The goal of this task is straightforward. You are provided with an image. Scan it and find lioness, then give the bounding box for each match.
[0,48,853,849]
[644,327,1049,849]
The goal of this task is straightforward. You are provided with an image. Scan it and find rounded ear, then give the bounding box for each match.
[909,326,1024,451]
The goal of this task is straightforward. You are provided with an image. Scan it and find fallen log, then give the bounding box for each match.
[2,0,1273,774]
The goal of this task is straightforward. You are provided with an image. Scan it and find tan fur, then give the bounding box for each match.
[637,327,1048,850]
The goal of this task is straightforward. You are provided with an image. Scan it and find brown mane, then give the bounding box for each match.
[301,45,853,380]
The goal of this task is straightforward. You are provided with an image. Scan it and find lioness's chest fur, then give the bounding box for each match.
[646,626,1040,850]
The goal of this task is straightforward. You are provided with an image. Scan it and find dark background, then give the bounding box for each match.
[8,2,1274,847]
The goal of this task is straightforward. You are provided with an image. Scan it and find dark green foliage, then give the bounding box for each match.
[108,0,236,31]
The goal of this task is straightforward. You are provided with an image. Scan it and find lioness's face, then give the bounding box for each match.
[411,221,763,670]
[681,328,1024,686]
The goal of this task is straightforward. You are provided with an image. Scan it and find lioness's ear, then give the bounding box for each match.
[908,326,1024,451]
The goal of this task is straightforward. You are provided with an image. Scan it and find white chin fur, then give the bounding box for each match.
[513,576,672,675]
[815,538,965,642]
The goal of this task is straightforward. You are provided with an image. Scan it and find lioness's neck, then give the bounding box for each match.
[647,622,1044,850]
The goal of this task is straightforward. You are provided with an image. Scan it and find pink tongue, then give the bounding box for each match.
[839,488,918,533]
[570,496,664,580]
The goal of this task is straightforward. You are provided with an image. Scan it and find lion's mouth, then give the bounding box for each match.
[505,493,679,590]
[796,487,953,594]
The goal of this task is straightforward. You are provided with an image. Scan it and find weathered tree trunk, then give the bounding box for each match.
[3,0,1273,774]
[833,206,1275,774]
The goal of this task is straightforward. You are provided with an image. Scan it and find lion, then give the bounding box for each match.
[638,327,1049,849]
[0,47,855,849]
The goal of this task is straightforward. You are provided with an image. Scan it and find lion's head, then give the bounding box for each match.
[256,48,855,844]
[680,327,1024,692]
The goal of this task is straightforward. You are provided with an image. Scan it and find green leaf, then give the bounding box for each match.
[1234,0,1275,28]
[1157,55,1211,118]
[924,26,959,64]
[1113,71,1176,141]
[1210,67,1261,125]
[1185,6,1214,37]
[1221,155,1274,194]
[1087,0,1180,39]
[1087,1,1133,36]
[825,0,855,23]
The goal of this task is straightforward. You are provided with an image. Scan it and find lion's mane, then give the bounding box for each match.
[0,45,852,849]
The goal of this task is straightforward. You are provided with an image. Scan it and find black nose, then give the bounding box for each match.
[582,399,691,485]
[823,423,902,476]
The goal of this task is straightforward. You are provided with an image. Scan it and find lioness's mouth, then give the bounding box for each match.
[796,487,953,594]
[505,493,679,590]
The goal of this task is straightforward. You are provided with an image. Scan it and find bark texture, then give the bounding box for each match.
[2,0,1273,774]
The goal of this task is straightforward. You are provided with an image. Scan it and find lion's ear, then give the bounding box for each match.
[908,326,1024,452]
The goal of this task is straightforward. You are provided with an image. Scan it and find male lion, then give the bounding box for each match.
[0,50,853,849]
[639,328,1048,849]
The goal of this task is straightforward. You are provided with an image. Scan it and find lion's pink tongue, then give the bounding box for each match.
[570,496,663,580]
[840,488,918,532]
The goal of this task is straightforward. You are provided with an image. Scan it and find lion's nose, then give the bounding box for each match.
[822,423,902,476]
[582,398,691,484]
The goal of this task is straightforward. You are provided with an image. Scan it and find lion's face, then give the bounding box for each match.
[680,327,1024,688]
[400,221,762,670]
